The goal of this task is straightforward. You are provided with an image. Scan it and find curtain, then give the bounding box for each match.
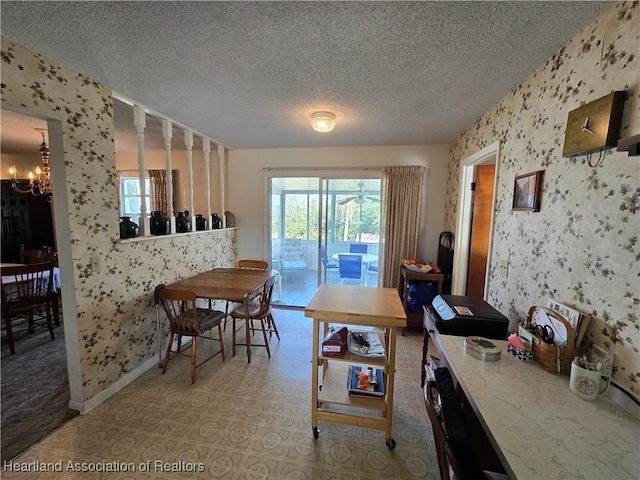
[380,166,425,288]
[148,170,166,214]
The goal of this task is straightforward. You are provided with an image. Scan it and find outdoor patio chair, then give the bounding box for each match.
[279,239,308,282]
[349,243,368,254]
[338,254,364,285]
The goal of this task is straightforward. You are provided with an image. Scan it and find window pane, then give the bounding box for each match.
[308,194,319,241]
[122,179,141,195]
[123,197,141,214]
[284,194,308,239]
[271,193,281,239]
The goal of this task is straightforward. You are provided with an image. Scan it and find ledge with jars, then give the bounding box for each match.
[117,211,235,243]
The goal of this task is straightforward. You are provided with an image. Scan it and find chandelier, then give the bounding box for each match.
[8,128,52,197]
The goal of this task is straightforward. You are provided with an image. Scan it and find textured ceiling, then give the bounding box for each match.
[1,1,612,152]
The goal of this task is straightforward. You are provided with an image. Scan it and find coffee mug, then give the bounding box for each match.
[569,362,611,400]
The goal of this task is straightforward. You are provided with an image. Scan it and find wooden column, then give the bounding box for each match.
[133,104,150,236]
[184,129,195,229]
[203,138,212,230]
[162,118,176,233]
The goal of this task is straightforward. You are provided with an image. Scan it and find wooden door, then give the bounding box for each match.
[466,164,494,297]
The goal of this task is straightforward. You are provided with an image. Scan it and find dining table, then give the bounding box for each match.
[163,267,277,359]
[1,262,61,326]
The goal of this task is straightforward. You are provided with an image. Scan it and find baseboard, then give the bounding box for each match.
[70,337,195,415]
[69,354,160,415]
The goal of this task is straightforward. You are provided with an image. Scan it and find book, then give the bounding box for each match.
[347,365,385,398]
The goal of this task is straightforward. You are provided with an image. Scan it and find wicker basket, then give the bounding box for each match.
[526,306,578,375]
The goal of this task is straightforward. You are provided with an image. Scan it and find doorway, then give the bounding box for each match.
[269,175,381,307]
[0,109,76,460]
[452,142,500,298]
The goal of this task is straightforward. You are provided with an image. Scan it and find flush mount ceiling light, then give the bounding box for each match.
[310,111,336,133]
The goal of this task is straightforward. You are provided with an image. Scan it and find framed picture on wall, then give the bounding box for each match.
[512,170,543,212]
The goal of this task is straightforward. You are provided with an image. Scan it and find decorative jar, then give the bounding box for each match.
[224,211,235,228]
[195,214,208,231]
[176,210,192,233]
[119,216,140,239]
[211,213,223,229]
[150,211,170,235]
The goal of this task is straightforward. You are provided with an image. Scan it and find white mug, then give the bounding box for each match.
[569,362,611,400]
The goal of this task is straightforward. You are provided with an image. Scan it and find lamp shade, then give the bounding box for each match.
[310,111,336,133]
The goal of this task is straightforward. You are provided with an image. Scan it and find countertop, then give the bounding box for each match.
[436,334,640,480]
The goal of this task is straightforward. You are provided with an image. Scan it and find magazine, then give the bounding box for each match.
[347,365,385,398]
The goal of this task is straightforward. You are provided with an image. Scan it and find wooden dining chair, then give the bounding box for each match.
[230,274,278,363]
[19,244,46,264]
[220,259,271,331]
[1,261,55,355]
[238,259,269,270]
[158,288,226,384]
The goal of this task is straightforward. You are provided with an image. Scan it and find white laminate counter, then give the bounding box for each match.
[435,334,640,480]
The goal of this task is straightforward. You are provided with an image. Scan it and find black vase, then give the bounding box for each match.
[195,214,208,231]
[211,213,222,229]
[150,211,170,235]
[119,216,140,239]
[176,211,192,233]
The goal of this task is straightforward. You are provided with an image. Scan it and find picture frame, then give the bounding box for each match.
[512,170,543,211]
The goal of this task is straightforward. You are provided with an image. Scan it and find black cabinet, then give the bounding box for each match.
[1,180,55,262]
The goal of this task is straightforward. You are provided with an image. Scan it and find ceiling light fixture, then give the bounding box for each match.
[310,111,336,133]
[9,128,53,199]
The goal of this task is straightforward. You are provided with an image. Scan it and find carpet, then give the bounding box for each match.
[1,319,77,462]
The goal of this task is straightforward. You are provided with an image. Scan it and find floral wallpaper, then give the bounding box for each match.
[1,39,237,403]
[444,2,639,400]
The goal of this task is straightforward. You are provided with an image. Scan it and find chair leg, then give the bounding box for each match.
[51,293,60,327]
[190,336,197,384]
[4,317,15,355]
[245,317,251,363]
[260,319,271,359]
[267,313,280,340]
[217,323,226,361]
[232,318,237,357]
[162,332,175,374]
[223,301,230,331]
[46,305,55,340]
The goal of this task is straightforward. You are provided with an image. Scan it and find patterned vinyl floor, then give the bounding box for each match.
[1,308,438,480]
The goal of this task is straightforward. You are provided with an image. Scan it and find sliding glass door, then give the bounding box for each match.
[270,175,381,307]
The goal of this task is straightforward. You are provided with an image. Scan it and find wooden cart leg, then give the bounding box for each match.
[311,318,320,438]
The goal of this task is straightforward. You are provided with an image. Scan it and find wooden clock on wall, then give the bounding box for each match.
[562,91,626,157]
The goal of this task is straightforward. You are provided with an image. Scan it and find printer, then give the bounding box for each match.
[425,294,509,340]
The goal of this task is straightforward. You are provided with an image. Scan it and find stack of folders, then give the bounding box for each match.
[347,365,385,398]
